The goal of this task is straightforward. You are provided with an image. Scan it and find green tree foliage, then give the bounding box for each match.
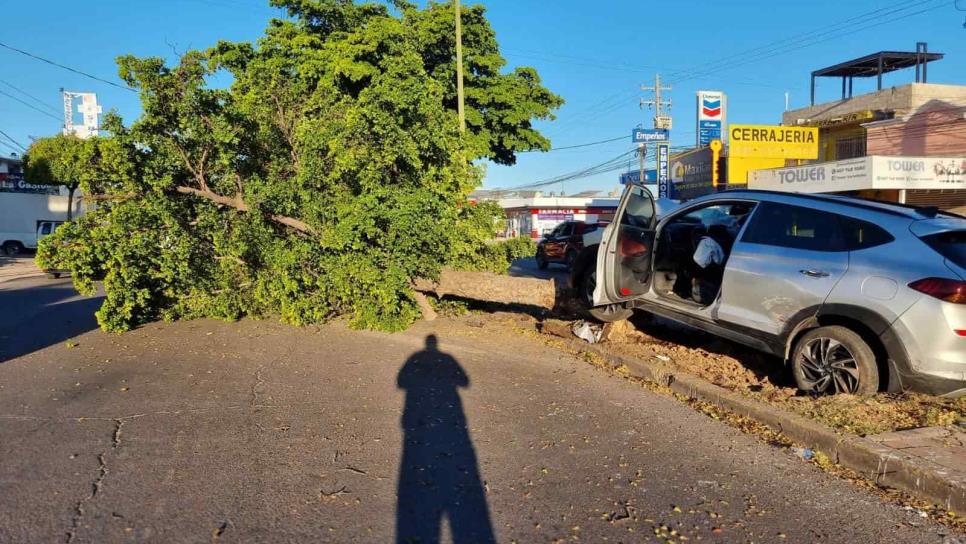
[38,0,561,332]
[23,134,88,220]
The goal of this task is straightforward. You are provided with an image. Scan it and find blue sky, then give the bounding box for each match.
[1,0,964,193]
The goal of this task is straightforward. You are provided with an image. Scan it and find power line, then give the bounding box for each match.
[507,148,639,190]
[0,129,27,152]
[665,0,937,82]
[0,41,136,92]
[0,79,60,115]
[667,0,947,85]
[0,89,62,121]
[520,135,626,153]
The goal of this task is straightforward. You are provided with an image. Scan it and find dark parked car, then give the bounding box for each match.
[535,221,604,270]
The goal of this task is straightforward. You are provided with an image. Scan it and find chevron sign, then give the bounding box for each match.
[697,91,725,122]
[702,98,722,118]
[696,91,726,146]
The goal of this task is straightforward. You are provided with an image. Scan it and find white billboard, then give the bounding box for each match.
[63,91,102,139]
[749,156,966,193]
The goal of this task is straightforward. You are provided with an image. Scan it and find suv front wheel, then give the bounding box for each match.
[791,326,879,396]
[579,268,633,323]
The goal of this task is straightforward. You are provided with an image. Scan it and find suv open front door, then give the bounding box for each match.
[594,183,657,306]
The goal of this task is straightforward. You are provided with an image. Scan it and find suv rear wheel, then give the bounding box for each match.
[791,326,878,395]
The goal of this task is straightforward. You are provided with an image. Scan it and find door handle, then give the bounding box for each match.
[800,269,830,278]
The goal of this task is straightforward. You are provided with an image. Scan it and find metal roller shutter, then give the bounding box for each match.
[905,189,966,210]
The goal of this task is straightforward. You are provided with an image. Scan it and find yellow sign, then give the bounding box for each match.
[727,156,785,184]
[710,140,722,186]
[729,124,818,159]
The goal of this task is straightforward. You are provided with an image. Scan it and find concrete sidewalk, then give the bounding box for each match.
[869,426,966,479]
[0,255,44,284]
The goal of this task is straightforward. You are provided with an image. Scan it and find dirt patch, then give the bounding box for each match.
[524,313,965,437]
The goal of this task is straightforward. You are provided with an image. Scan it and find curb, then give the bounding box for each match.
[0,271,47,285]
[567,338,966,514]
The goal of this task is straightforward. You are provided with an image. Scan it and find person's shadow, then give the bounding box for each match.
[396,335,496,544]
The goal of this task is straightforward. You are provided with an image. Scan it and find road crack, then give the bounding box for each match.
[250,366,265,407]
[64,419,126,543]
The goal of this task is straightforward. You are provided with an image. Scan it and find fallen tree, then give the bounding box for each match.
[413,268,557,312]
[35,0,564,333]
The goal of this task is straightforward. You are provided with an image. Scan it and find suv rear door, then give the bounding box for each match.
[594,183,657,304]
[716,201,849,336]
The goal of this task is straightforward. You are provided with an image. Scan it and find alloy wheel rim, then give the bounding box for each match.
[799,337,860,394]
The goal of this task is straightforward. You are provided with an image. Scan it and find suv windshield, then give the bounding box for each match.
[922,230,966,268]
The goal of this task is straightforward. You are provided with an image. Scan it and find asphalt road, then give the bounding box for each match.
[0,277,960,543]
[508,257,570,281]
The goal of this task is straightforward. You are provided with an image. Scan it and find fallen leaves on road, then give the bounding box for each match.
[533,314,965,436]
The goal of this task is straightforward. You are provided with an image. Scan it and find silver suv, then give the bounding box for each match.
[574,185,966,397]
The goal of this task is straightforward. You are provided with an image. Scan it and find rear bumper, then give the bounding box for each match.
[883,299,966,398]
[884,358,966,398]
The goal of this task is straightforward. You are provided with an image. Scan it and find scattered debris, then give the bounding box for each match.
[530,314,966,436]
[572,320,603,344]
[791,447,814,461]
[212,520,231,540]
[902,505,929,518]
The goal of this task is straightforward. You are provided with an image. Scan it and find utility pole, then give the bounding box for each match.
[455,0,466,133]
[641,74,673,199]
[638,143,647,188]
[641,74,673,130]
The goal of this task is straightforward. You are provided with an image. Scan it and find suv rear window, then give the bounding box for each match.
[838,217,894,250]
[921,231,966,268]
[741,202,846,252]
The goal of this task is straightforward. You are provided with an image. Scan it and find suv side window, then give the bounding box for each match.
[838,217,894,250]
[560,222,575,237]
[741,202,846,252]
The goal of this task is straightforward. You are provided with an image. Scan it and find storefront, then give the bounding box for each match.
[749,155,966,209]
[498,197,620,239]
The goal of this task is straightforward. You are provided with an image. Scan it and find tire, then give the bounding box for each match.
[2,242,23,256]
[791,326,879,396]
[564,249,578,270]
[535,251,548,270]
[580,267,633,323]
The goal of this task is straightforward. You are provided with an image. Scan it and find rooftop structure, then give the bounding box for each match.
[810,43,943,105]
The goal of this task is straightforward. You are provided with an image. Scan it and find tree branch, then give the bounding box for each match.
[176,186,249,211]
[175,185,316,235]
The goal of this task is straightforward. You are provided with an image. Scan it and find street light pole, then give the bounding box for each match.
[455,0,466,133]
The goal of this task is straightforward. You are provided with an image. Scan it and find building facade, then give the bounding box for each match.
[762,73,966,208]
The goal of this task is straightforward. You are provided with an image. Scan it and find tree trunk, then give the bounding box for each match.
[412,268,557,311]
[174,185,566,315]
[67,185,77,221]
